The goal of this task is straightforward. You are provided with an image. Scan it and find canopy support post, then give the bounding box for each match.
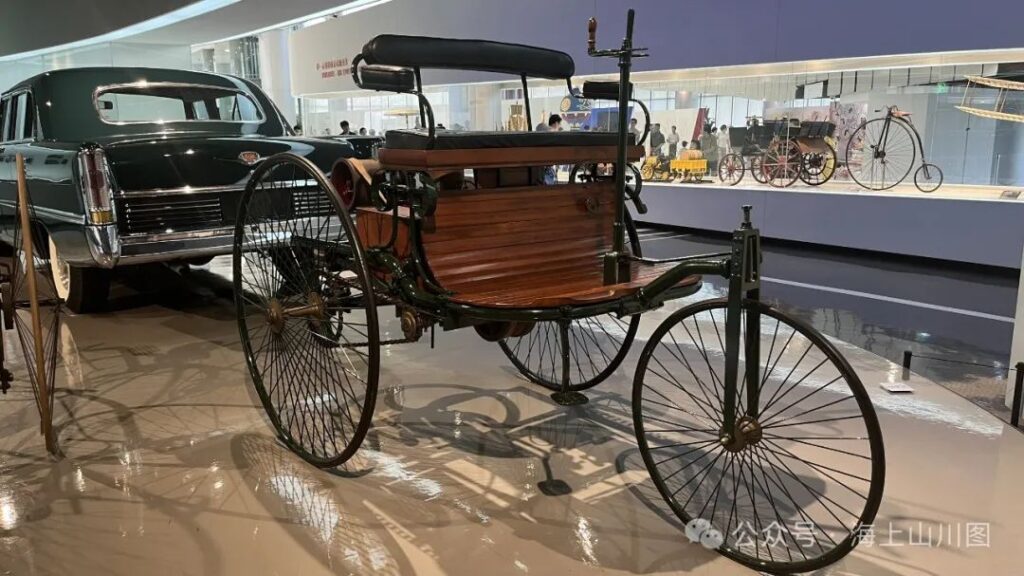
[522,74,532,131]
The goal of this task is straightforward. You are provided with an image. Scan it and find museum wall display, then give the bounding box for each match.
[299,57,1024,196]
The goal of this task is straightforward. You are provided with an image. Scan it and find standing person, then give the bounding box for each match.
[649,123,665,157]
[339,120,351,135]
[543,114,562,184]
[700,126,719,172]
[667,125,681,158]
[717,124,731,155]
[629,118,641,144]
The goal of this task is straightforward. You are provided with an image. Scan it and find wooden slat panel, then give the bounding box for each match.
[422,182,616,297]
[354,179,702,309]
[379,145,643,171]
[450,262,700,308]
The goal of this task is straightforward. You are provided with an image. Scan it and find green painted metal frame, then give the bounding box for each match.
[343,8,765,433]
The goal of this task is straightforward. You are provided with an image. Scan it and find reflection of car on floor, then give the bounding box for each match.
[0,67,357,312]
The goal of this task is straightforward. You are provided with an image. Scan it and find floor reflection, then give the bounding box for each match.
[640,228,1018,420]
[0,256,1018,574]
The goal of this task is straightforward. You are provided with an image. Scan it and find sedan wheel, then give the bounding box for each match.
[48,238,110,314]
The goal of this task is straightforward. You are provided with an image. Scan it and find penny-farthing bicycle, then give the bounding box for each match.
[845,105,943,192]
[233,11,885,574]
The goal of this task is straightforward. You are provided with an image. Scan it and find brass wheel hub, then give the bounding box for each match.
[721,416,763,453]
[266,292,327,335]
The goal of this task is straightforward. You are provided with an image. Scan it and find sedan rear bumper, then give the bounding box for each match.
[117,227,236,265]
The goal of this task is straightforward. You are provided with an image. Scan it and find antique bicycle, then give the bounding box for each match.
[233,10,884,574]
[845,105,943,192]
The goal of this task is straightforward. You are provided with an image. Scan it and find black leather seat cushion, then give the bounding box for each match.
[384,129,634,150]
[361,35,574,80]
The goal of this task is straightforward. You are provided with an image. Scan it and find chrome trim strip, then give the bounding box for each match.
[119,226,235,245]
[0,199,86,224]
[92,81,266,126]
[116,184,245,198]
[116,178,321,198]
[118,244,233,265]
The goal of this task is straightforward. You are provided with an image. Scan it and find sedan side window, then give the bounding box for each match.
[1,96,16,142]
[13,92,34,141]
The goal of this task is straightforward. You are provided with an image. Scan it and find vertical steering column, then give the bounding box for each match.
[721,206,762,439]
[588,10,647,285]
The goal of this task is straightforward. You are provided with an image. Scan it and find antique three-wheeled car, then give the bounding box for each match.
[233,11,884,574]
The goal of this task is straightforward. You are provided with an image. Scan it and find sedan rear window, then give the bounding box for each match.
[95,82,264,125]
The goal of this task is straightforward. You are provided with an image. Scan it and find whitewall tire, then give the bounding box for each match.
[47,237,111,314]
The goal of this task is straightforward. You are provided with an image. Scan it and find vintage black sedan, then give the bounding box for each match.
[0,67,357,312]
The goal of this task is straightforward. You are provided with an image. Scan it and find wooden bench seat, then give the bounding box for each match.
[416,181,700,309]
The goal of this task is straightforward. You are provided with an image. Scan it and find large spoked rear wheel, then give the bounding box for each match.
[498,216,642,392]
[846,118,916,191]
[762,140,802,188]
[633,298,884,574]
[234,152,379,468]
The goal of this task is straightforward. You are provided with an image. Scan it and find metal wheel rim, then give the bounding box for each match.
[846,119,916,191]
[750,155,768,184]
[632,298,885,573]
[798,146,836,187]
[762,142,801,188]
[233,153,380,468]
[718,154,745,186]
[913,163,943,193]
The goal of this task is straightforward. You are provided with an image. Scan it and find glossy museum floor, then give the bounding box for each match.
[0,258,1022,575]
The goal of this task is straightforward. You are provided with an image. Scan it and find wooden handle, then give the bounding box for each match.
[587,17,597,52]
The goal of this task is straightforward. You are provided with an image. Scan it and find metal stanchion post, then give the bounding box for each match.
[902,350,913,381]
[1011,362,1024,428]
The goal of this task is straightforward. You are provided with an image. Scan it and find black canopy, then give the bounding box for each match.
[358,35,575,80]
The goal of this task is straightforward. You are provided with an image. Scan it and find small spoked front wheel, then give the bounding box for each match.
[234,152,380,468]
[913,163,943,193]
[718,153,745,186]
[798,145,837,187]
[633,298,884,574]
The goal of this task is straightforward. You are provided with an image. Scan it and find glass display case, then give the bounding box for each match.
[302,56,1024,202]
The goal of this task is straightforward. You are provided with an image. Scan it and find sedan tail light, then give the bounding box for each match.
[77,147,115,225]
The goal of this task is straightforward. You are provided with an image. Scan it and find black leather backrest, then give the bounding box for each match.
[357,65,416,92]
[581,81,632,101]
[360,35,575,80]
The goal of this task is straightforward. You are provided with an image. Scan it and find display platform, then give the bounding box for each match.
[638,180,1024,269]
[0,268,1019,575]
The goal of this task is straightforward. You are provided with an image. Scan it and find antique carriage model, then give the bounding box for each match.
[719,119,838,188]
[233,11,884,574]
